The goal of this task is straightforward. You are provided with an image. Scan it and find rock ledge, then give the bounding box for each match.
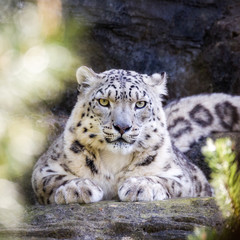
[0,197,222,240]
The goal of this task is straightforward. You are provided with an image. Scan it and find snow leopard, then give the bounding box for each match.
[32,66,240,204]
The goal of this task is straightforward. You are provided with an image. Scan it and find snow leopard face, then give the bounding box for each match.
[70,66,167,155]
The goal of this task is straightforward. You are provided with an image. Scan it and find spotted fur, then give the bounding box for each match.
[165,94,240,152]
[31,66,239,205]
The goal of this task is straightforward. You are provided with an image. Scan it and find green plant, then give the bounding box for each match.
[188,138,240,240]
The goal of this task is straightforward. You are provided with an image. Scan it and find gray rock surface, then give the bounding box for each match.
[0,198,222,240]
[200,2,240,95]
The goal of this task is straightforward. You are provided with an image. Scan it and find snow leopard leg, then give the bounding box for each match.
[118,175,212,202]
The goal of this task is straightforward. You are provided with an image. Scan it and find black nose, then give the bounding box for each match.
[113,123,132,135]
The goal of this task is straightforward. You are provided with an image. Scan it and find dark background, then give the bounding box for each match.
[60,0,240,105]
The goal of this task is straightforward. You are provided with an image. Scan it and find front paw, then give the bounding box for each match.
[118,176,168,202]
[54,178,103,204]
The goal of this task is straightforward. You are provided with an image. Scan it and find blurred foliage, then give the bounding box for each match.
[188,138,240,240]
[0,0,82,228]
[203,138,240,219]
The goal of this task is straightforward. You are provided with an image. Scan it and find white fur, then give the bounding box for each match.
[32,67,222,205]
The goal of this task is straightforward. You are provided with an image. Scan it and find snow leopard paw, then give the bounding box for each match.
[118,176,169,202]
[54,178,103,204]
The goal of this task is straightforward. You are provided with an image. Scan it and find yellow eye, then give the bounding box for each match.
[98,98,110,107]
[135,101,147,109]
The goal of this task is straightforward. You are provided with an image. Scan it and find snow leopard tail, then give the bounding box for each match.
[164,93,240,153]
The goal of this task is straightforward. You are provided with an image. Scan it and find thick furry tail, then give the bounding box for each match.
[164,93,240,152]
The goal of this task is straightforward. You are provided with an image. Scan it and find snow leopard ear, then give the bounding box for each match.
[76,66,97,91]
[145,72,168,96]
